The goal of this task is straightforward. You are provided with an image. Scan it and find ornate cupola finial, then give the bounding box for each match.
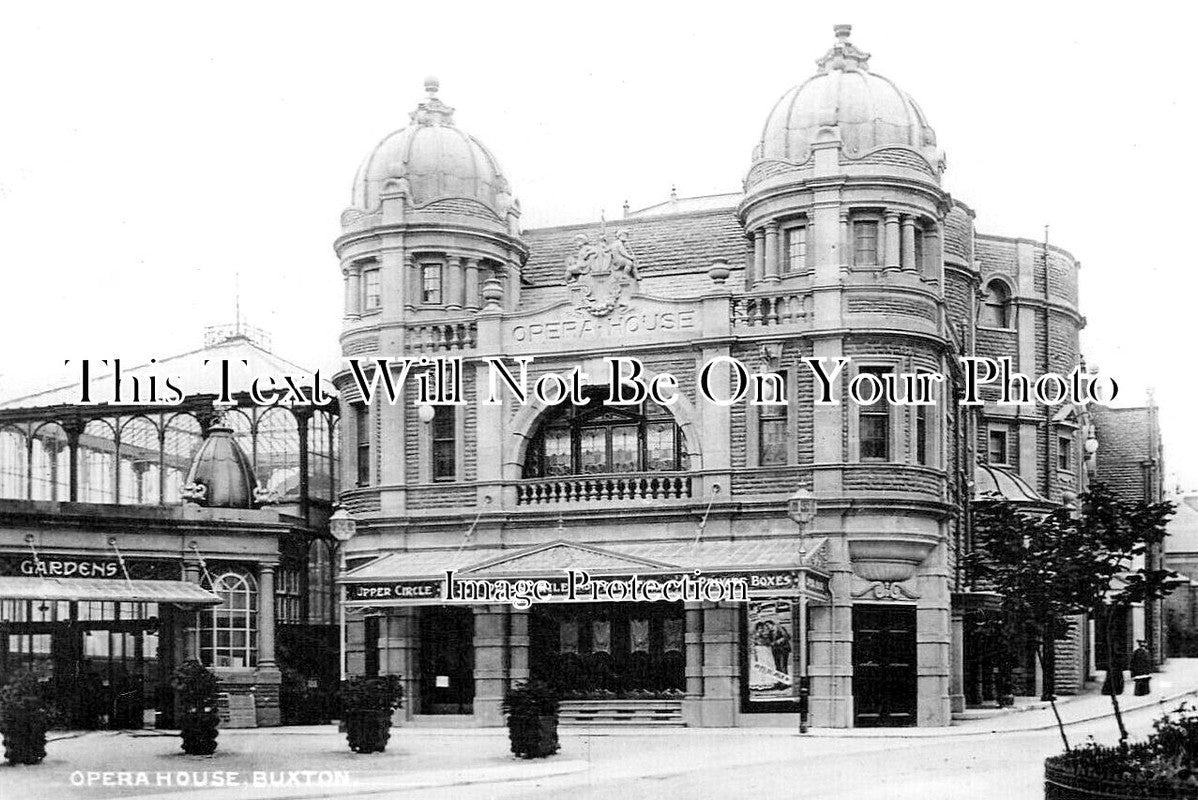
[410,75,456,126]
[817,23,870,73]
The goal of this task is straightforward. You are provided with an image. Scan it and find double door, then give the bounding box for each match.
[852,605,917,727]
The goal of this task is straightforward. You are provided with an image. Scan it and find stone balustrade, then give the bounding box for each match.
[515,473,692,505]
[730,293,809,327]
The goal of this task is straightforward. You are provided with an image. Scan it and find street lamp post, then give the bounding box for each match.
[788,488,818,734]
[329,505,358,682]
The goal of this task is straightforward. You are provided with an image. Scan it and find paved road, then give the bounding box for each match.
[417,701,1176,800]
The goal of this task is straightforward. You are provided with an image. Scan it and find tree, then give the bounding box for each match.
[966,482,1176,747]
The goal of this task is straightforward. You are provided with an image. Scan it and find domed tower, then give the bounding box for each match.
[740,24,948,288]
[181,422,257,509]
[740,26,957,728]
[336,78,528,339]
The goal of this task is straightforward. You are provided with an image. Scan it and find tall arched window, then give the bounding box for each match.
[201,571,258,668]
[30,422,69,501]
[982,280,1012,328]
[0,426,28,499]
[523,394,688,478]
[79,419,117,503]
[119,416,161,505]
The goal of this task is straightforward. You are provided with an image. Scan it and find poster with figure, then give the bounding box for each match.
[747,599,794,703]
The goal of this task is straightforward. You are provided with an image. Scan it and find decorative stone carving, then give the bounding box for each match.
[564,223,641,317]
[181,482,207,504]
[851,579,921,601]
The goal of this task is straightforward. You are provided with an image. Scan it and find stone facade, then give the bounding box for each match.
[334,27,1089,728]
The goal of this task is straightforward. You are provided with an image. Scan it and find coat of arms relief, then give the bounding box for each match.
[563,222,641,317]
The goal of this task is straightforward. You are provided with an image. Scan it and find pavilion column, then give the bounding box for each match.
[901,215,917,272]
[763,222,781,283]
[464,258,481,311]
[446,256,464,311]
[65,421,81,503]
[884,211,902,271]
[753,229,766,288]
[258,563,276,667]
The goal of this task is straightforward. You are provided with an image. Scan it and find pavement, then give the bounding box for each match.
[4,659,1198,800]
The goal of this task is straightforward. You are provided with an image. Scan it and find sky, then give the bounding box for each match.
[1,2,1195,486]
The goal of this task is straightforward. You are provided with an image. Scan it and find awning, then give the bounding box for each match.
[973,462,1049,505]
[0,577,223,606]
[341,538,832,607]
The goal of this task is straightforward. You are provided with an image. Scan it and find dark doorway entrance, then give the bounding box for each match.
[530,602,685,699]
[419,607,474,714]
[852,604,917,727]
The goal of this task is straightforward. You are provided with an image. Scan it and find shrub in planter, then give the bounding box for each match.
[341,676,403,754]
[1044,703,1198,798]
[503,680,560,759]
[0,672,49,765]
[172,660,219,756]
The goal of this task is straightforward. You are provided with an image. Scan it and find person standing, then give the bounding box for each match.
[1130,640,1153,696]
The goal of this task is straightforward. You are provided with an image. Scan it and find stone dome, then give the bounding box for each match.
[181,422,257,509]
[754,25,938,164]
[350,77,515,217]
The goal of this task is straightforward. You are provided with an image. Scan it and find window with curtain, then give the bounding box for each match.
[523,393,687,478]
[354,404,370,486]
[758,370,788,466]
[432,405,456,480]
[785,225,807,273]
[853,219,879,267]
[421,263,443,305]
[363,268,381,311]
[858,367,891,460]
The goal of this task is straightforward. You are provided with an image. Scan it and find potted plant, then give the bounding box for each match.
[0,672,49,765]
[1045,703,1198,798]
[503,680,560,759]
[341,675,403,754]
[172,660,219,756]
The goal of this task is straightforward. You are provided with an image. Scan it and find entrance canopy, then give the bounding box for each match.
[0,576,222,606]
[341,538,832,607]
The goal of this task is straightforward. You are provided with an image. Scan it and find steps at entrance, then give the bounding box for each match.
[558,699,685,726]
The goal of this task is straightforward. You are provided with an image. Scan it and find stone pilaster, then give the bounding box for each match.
[753,229,765,288]
[380,609,419,723]
[950,609,966,714]
[808,536,853,727]
[681,602,704,726]
[697,603,738,726]
[473,605,507,726]
[464,258,480,310]
[915,541,952,726]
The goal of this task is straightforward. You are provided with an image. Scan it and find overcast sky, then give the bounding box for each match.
[1,2,1195,487]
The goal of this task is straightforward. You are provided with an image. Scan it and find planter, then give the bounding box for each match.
[345,709,393,754]
[508,714,559,759]
[2,717,48,765]
[179,709,219,756]
[1045,760,1198,799]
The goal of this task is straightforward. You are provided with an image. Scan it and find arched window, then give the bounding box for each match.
[982,280,1012,328]
[255,408,300,500]
[163,413,203,504]
[201,571,257,668]
[0,426,28,499]
[523,393,688,478]
[119,416,161,505]
[30,422,69,501]
[79,419,117,503]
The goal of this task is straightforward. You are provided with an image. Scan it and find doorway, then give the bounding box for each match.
[852,604,917,727]
[418,607,474,714]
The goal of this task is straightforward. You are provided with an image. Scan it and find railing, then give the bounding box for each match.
[515,473,692,505]
[404,321,477,352]
[730,292,808,327]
